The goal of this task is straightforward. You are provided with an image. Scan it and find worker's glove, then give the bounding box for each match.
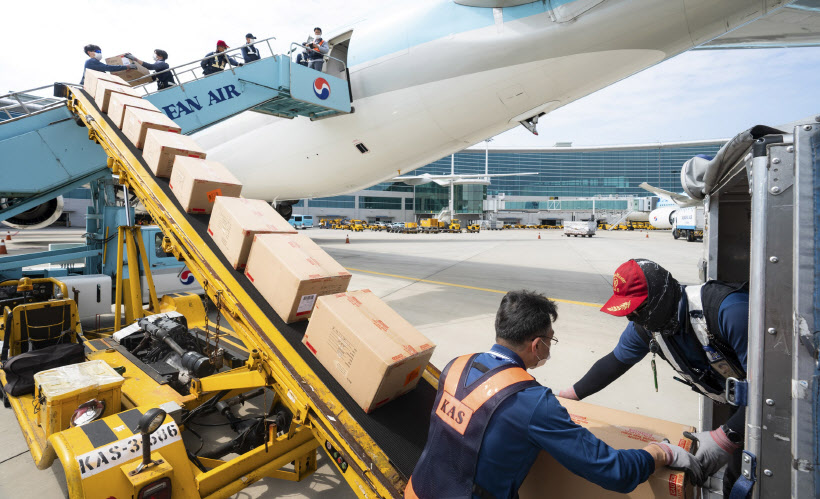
[557,387,579,400]
[682,428,740,477]
[654,442,705,486]
[124,53,135,60]
[126,64,138,70]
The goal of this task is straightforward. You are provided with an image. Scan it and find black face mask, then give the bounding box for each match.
[627,259,681,334]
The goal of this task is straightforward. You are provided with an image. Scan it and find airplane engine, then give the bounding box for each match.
[648,206,676,229]
[1,196,64,230]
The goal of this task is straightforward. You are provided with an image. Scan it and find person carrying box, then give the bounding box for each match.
[79,44,136,85]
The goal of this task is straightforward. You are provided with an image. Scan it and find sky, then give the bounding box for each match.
[1,0,817,147]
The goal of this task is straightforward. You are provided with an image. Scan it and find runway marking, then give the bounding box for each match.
[345,267,603,308]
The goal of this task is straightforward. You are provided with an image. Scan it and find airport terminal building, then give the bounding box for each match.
[295,139,725,224]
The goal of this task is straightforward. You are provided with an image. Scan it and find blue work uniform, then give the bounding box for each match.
[614,290,749,372]
[409,344,655,499]
[139,60,175,90]
[80,58,128,85]
[241,43,261,63]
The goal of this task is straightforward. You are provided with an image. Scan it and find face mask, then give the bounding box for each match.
[314,35,322,41]
[534,339,550,368]
[628,260,681,334]
[93,52,102,61]
[153,54,160,61]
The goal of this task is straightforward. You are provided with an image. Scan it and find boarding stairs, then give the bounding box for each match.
[0,36,351,230]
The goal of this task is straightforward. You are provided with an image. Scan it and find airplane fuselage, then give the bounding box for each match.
[193,0,775,202]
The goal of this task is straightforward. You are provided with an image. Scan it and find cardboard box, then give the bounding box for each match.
[94,79,140,113]
[169,157,242,214]
[518,398,695,499]
[108,93,161,129]
[143,129,207,177]
[302,290,435,412]
[105,54,151,86]
[83,69,127,100]
[122,106,182,149]
[208,197,296,269]
[245,233,351,322]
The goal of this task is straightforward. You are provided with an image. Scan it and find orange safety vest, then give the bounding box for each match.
[406,353,538,499]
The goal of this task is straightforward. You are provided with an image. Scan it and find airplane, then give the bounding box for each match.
[394,172,538,186]
[5,0,819,228]
[190,0,818,221]
[640,182,700,230]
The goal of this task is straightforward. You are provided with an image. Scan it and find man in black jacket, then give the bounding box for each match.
[241,33,261,63]
[126,49,175,90]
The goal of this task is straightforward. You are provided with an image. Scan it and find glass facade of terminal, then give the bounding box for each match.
[303,142,723,213]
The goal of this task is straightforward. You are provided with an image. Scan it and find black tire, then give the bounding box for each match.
[673,229,680,239]
[687,231,695,242]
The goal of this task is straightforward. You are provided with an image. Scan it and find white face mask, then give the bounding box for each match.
[314,34,322,41]
[153,54,160,61]
[534,339,550,368]
[93,53,102,61]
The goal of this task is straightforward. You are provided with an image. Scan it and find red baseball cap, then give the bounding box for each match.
[216,40,229,48]
[600,260,649,316]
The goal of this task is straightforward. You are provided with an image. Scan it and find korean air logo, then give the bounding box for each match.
[313,77,330,100]
[179,269,195,285]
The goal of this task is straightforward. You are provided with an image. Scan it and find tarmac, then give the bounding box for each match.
[0,226,704,498]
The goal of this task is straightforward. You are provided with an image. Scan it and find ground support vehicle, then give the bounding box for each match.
[350,220,365,232]
[673,206,704,242]
[690,123,819,498]
[418,218,439,233]
[563,221,596,238]
[0,78,441,498]
[466,224,480,233]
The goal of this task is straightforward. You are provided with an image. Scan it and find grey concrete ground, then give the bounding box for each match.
[0,226,704,498]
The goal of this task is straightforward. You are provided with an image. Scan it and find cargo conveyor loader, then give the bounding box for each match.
[0,74,435,499]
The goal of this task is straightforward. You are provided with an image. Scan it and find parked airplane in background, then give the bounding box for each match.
[640,182,700,229]
[194,0,807,219]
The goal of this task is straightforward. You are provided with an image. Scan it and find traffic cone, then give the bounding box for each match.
[345,234,350,244]
[0,240,7,255]
[538,233,541,239]
[645,232,649,238]
[5,232,10,241]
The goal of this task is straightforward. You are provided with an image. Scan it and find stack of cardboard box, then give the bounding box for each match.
[86,72,437,414]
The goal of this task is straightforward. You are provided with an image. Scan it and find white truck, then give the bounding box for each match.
[673,206,704,241]
[563,221,596,237]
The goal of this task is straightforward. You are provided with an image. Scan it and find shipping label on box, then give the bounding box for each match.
[105,54,151,86]
[83,69,128,100]
[518,398,695,499]
[208,197,296,269]
[94,79,139,113]
[122,106,182,149]
[169,157,242,214]
[302,290,435,412]
[244,233,350,322]
[108,93,160,129]
[143,129,206,177]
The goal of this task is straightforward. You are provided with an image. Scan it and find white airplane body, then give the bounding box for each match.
[194,0,787,204]
[640,182,701,229]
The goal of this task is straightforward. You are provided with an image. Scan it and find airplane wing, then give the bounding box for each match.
[639,182,701,207]
[394,172,538,186]
[695,1,820,50]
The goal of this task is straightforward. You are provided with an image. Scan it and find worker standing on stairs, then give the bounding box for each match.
[296,27,328,70]
[79,44,136,85]
[241,33,261,63]
[406,290,703,499]
[557,259,750,496]
[201,40,242,76]
[125,50,175,90]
